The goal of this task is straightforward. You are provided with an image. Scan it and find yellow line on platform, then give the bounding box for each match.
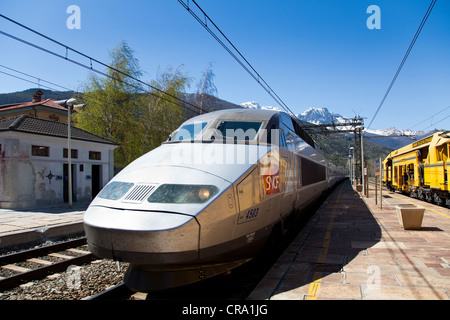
[306,275,322,300]
[305,186,344,300]
[388,193,450,219]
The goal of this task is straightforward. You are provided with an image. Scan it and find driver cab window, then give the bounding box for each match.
[168,122,208,141]
[214,121,262,141]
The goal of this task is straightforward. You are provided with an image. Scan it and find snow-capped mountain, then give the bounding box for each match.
[240,104,346,125]
[240,101,283,112]
[364,127,431,149]
[365,127,428,137]
[240,102,432,149]
[297,107,347,125]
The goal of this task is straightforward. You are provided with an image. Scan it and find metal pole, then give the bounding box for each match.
[348,156,351,182]
[379,157,383,209]
[349,147,354,185]
[352,148,355,185]
[62,98,76,209]
[375,176,378,205]
[68,103,72,209]
[361,128,365,196]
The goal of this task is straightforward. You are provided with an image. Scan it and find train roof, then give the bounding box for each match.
[384,131,449,161]
[182,108,282,124]
[179,108,317,148]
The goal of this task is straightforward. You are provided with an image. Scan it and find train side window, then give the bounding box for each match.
[286,132,295,151]
[266,123,278,145]
[279,130,287,148]
[291,118,315,148]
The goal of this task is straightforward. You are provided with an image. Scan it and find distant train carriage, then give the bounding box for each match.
[383,131,450,206]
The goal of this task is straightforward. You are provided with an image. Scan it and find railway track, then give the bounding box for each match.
[87,238,289,300]
[0,237,94,290]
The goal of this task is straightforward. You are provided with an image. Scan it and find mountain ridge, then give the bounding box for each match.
[239,102,432,150]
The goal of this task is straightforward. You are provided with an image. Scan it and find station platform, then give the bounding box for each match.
[249,180,450,300]
[0,202,87,249]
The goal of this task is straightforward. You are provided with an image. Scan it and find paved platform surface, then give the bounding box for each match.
[249,180,450,300]
[0,203,87,249]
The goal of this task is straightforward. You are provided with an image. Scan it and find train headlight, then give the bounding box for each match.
[198,188,211,201]
[147,184,218,204]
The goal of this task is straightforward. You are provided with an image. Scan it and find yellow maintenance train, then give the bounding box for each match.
[383,131,450,207]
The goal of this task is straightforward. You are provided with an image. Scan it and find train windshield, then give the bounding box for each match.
[214,121,262,141]
[169,122,208,141]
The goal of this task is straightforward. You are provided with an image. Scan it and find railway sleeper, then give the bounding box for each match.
[0,253,94,291]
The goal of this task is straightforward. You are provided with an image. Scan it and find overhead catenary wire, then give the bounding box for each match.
[367,0,437,129]
[421,114,450,131]
[0,70,64,92]
[0,14,204,115]
[0,64,75,92]
[0,30,201,115]
[407,105,450,131]
[177,0,298,118]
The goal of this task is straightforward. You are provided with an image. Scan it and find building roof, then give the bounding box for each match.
[0,98,69,113]
[0,115,117,145]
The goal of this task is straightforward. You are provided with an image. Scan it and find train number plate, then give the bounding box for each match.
[238,207,259,224]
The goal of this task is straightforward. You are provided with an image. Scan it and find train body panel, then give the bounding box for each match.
[84,210,199,264]
[84,108,347,291]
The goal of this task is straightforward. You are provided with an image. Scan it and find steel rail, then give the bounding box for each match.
[0,253,94,290]
[0,237,94,290]
[0,237,87,265]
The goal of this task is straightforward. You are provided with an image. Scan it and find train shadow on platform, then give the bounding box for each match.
[270,180,382,298]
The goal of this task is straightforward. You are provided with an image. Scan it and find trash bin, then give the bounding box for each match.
[395,204,425,230]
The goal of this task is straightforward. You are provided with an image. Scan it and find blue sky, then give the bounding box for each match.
[0,0,449,131]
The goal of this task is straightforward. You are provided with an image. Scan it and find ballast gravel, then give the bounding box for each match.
[0,259,129,300]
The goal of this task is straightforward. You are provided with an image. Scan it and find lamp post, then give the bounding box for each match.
[349,147,355,184]
[65,98,77,208]
[355,125,365,194]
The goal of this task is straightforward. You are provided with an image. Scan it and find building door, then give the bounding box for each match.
[63,164,77,202]
[92,165,102,198]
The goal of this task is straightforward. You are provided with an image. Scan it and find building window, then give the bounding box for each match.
[89,151,101,160]
[63,148,78,159]
[32,145,50,157]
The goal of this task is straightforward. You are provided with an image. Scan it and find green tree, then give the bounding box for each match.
[76,40,143,170]
[139,65,192,153]
[76,41,191,171]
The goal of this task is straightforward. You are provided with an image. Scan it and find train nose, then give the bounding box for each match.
[83,206,200,264]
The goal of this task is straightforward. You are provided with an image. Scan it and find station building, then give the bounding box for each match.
[0,89,72,123]
[0,90,117,208]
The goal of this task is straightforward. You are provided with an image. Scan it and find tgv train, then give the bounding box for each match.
[84,108,346,292]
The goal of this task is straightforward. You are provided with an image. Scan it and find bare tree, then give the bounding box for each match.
[195,63,218,113]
